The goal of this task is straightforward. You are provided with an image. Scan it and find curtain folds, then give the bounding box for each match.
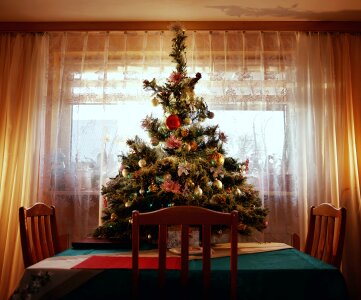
[0,30,360,300]
[0,33,48,300]
[293,32,361,300]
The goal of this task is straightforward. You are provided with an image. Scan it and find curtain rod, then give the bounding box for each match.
[0,21,361,32]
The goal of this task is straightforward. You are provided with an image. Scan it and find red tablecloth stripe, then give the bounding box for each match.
[72,256,181,270]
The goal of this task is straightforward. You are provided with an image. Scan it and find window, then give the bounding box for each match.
[70,98,286,192]
[46,30,295,241]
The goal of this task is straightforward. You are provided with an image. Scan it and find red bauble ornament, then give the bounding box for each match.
[165,114,181,130]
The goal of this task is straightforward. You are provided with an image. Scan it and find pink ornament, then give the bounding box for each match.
[161,179,181,194]
[165,135,182,149]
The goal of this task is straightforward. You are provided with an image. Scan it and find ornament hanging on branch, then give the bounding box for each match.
[166,114,181,130]
[138,159,147,168]
[213,179,223,189]
[183,117,192,125]
[189,140,198,151]
[121,168,129,177]
[209,152,225,166]
[110,213,117,221]
[194,185,203,197]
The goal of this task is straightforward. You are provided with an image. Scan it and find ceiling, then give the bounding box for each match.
[1,0,361,22]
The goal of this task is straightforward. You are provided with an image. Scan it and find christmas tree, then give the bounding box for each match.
[93,24,268,242]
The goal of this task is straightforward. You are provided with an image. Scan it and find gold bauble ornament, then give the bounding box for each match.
[139,188,145,194]
[213,179,223,189]
[183,143,191,152]
[181,129,189,137]
[235,188,242,196]
[209,152,224,166]
[194,185,203,197]
[151,97,159,106]
[217,153,225,166]
[138,159,147,168]
[183,117,192,125]
[148,182,158,192]
[164,173,172,181]
[110,213,117,221]
[150,137,159,146]
[122,169,129,177]
[186,179,195,187]
[189,140,198,151]
[125,201,132,207]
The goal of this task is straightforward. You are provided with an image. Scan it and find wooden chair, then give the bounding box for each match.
[294,203,346,268]
[19,202,61,267]
[132,206,239,299]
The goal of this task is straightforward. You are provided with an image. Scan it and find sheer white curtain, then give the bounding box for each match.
[45,30,297,245]
[293,32,361,300]
[0,33,48,300]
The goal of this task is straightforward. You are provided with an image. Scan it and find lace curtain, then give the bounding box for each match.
[45,30,297,245]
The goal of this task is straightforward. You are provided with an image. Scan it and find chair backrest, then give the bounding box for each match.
[19,202,60,267]
[304,203,346,268]
[132,206,239,299]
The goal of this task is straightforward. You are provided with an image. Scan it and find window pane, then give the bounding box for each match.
[72,103,285,186]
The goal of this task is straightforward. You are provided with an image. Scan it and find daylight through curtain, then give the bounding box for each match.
[293,32,361,300]
[0,33,48,300]
[45,31,298,246]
